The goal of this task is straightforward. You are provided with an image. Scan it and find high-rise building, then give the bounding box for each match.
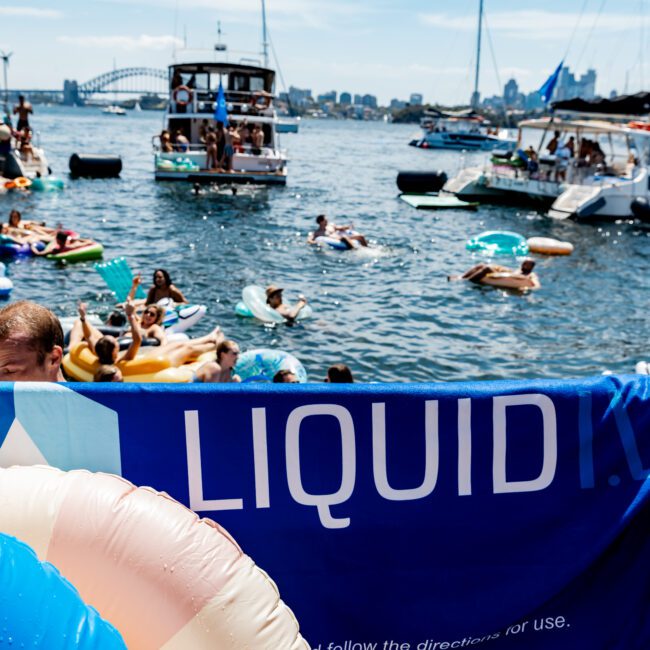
[339,92,352,105]
[503,79,519,107]
[353,94,363,105]
[390,98,406,110]
[555,67,597,101]
[409,93,423,106]
[288,86,312,107]
[361,94,377,109]
[317,90,337,103]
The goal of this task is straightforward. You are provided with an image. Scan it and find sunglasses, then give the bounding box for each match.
[144,310,157,317]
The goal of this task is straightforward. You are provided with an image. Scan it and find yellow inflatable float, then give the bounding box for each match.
[63,342,214,382]
[0,465,308,649]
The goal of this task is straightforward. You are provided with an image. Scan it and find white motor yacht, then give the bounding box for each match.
[410,109,515,152]
[102,105,127,116]
[153,59,287,185]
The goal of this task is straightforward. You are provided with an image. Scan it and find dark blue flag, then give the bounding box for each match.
[539,61,563,103]
[214,79,228,125]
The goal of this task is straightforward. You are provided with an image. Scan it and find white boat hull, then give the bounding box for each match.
[549,168,649,220]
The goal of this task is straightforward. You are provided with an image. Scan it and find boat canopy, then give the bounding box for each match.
[423,107,482,120]
[552,92,650,118]
[169,62,275,94]
[518,117,650,137]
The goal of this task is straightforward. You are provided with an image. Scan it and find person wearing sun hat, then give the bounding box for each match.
[266,285,308,322]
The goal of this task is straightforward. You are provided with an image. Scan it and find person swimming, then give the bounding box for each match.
[265,285,308,323]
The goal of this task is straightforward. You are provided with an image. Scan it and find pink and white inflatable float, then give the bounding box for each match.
[0,465,309,650]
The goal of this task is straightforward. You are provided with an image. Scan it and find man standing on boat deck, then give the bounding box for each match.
[13,96,33,132]
[0,301,64,381]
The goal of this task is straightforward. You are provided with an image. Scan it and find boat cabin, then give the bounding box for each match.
[166,62,278,148]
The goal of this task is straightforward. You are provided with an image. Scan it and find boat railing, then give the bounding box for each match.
[153,140,283,158]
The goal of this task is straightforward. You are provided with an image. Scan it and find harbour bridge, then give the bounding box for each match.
[7,67,170,104]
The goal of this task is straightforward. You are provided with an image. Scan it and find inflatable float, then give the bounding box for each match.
[526,236,574,256]
[46,241,104,263]
[3,176,31,190]
[315,231,361,250]
[466,231,529,257]
[0,533,126,649]
[30,176,65,192]
[95,257,147,302]
[239,285,311,324]
[0,262,13,297]
[158,298,208,333]
[236,348,308,383]
[478,272,540,291]
[0,235,33,257]
[0,465,308,649]
[62,342,214,382]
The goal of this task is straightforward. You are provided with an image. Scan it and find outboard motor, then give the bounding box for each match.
[396,170,448,194]
[69,154,122,179]
[630,197,650,221]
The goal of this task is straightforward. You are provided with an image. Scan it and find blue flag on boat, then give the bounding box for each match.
[214,79,228,125]
[539,61,563,103]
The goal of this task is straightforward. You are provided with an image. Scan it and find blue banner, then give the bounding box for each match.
[0,376,648,649]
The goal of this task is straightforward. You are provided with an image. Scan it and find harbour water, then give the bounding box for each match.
[6,105,650,382]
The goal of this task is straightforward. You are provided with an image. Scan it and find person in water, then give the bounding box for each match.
[325,363,354,383]
[70,301,224,382]
[130,270,188,305]
[192,339,242,383]
[266,285,308,322]
[30,231,95,256]
[273,369,299,383]
[308,214,368,248]
[448,259,540,290]
[0,301,64,381]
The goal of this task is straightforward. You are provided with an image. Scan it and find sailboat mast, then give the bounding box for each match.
[471,0,483,108]
[261,0,269,68]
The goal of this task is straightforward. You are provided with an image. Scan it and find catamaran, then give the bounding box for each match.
[444,93,650,220]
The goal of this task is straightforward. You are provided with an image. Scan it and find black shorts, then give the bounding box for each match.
[16,119,29,131]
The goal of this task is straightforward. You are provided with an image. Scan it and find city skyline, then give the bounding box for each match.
[0,0,647,105]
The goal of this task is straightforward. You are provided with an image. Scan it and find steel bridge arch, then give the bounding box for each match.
[78,67,168,96]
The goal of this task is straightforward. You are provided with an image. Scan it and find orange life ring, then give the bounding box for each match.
[172,85,193,107]
[628,121,650,131]
[13,176,31,189]
[4,180,16,190]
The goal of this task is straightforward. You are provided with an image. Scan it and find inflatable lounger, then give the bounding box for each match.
[95,257,147,303]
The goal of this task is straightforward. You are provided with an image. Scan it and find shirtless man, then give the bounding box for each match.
[448,259,540,291]
[266,285,308,323]
[0,301,64,381]
[13,96,33,131]
[307,214,368,248]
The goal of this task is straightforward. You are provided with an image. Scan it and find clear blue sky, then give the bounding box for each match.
[1,0,648,104]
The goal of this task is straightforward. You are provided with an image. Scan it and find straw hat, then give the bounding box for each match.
[0,125,11,142]
[265,284,283,299]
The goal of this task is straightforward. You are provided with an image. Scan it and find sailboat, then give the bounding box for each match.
[410,0,515,151]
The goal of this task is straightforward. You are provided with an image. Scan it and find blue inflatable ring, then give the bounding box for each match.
[235,348,308,383]
[466,231,529,257]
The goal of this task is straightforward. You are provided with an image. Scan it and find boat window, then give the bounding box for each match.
[210,73,227,90]
[250,76,265,92]
[182,72,208,90]
[230,75,249,92]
